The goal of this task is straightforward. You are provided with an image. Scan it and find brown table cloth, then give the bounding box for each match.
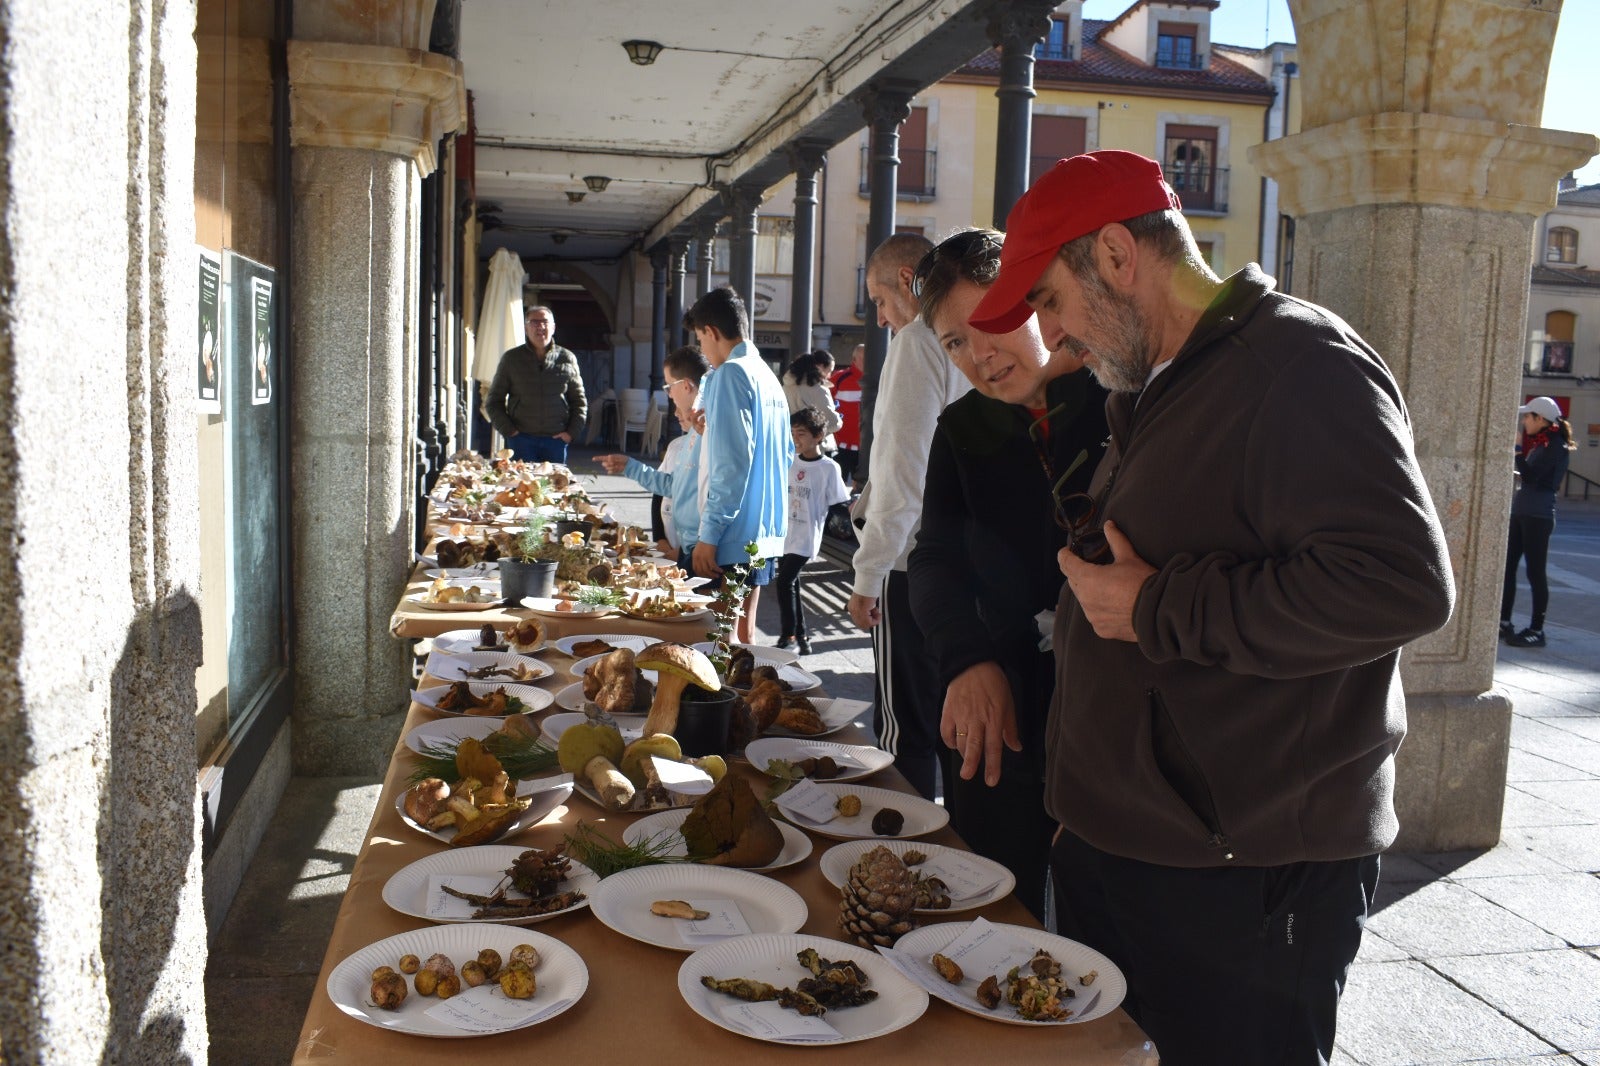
[293,645,1146,1062]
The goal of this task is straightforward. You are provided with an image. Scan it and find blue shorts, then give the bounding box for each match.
[696,556,776,591]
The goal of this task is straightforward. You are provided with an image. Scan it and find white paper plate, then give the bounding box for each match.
[425,565,501,581]
[426,650,554,685]
[890,923,1125,1025]
[692,641,800,667]
[432,627,546,657]
[538,711,645,748]
[816,840,1016,913]
[571,775,695,815]
[522,597,617,619]
[326,924,587,1037]
[622,808,814,872]
[412,682,555,718]
[761,698,872,739]
[405,716,513,755]
[678,933,927,1045]
[729,662,822,694]
[744,738,894,784]
[408,592,504,612]
[394,775,575,845]
[382,845,598,926]
[567,652,664,684]
[550,633,659,657]
[773,783,948,841]
[587,865,808,952]
[616,604,713,622]
[551,681,649,716]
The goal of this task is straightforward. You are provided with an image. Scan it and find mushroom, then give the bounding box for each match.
[403,778,451,826]
[556,719,634,809]
[635,643,722,738]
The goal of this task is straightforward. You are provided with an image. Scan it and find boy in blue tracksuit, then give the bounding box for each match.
[686,286,794,643]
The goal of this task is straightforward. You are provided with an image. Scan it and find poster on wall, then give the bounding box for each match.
[197,247,222,413]
[249,275,273,405]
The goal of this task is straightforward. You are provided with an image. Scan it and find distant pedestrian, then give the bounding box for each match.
[484,305,588,464]
[775,406,851,654]
[831,344,866,486]
[1502,395,1576,648]
[783,352,842,438]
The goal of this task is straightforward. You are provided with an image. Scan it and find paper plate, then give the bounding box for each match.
[394,775,575,846]
[412,682,555,718]
[404,716,508,755]
[622,808,814,872]
[408,592,504,612]
[326,924,587,1037]
[382,845,598,926]
[816,840,1015,913]
[538,711,645,748]
[567,653,663,683]
[587,865,808,952]
[744,738,894,784]
[550,633,660,657]
[677,933,927,1045]
[521,597,617,619]
[760,698,872,739]
[772,782,948,841]
[692,641,800,667]
[888,922,1125,1025]
[426,650,553,685]
[431,627,546,657]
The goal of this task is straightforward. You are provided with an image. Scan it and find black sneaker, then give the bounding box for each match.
[1499,620,1517,641]
[1508,628,1546,648]
[795,635,812,655]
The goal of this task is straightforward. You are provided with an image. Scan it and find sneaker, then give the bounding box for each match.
[776,635,794,650]
[796,635,812,655]
[1499,620,1517,641]
[1508,628,1546,648]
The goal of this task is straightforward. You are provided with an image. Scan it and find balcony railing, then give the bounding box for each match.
[856,265,868,319]
[1542,341,1574,374]
[1169,164,1229,213]
[1155,47,1205,70]
[859,146,938,199]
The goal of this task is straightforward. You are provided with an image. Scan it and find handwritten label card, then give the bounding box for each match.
[423,985,572,1032]
[653,756,714,796]
[912,852,1004,901]
[717,1000,841,1042]
[774,780,843,824]
[677,899,752,945]
[938,917,1038,978]
[803,746,868,770]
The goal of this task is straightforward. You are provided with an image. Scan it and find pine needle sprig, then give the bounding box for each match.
[407,730,561,784]
[563,822,691,878]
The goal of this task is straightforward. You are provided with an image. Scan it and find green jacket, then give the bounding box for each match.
[484,342,588,439]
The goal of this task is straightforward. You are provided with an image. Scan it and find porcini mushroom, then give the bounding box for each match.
[634,643,721,738]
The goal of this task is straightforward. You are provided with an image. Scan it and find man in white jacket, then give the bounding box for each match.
[848,234,972,798]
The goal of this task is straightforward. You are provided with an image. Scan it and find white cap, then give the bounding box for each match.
[1518,396,1563,422]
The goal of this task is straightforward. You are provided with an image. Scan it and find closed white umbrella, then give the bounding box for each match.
[474,247,525,386]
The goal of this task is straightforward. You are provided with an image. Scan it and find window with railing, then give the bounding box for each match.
[1165,127,1226,212]
[856,265,868,319]
[1155,22,1202,69]
[1547,226,1578,264]
[1030,114,1087,186]
[1034,19,1075,60]
[859,105,936,198]
[1541,310,1576,373]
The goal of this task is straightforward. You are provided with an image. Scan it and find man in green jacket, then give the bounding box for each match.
[485,304,588,463]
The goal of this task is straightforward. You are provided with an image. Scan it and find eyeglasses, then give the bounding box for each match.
[1055,490,1111,565]
[910,229,1003,300]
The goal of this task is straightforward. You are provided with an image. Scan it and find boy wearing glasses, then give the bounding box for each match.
[972,151,1454,1066]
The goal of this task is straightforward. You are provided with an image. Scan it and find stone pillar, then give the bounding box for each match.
[986,1,1053,227]
[722,183,763,311]
[0,2,207,1060]
[859,83,915,482]
[695,218,718,299]
[1251,0,1597,850]
[667,234,690,351]
[286,31,466,773]
[788,142,828,367]
[649,243,670,394]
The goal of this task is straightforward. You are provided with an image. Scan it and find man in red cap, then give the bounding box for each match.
[972,151,1456,1065]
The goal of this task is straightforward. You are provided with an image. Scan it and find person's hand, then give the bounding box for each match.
[507,431,522,438]
[555,432,572,443]
[692,541,722,578]
[847,593,881,630]
[691,409,707,434]
[1059,521,1156,643]
[655,539,674,556]
[941,661,1022,787]
[594,453,628,474]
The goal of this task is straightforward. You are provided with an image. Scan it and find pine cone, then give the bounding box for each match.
[838,846,918,948]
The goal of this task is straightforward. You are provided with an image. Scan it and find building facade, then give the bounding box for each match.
[1523,181,1600,487]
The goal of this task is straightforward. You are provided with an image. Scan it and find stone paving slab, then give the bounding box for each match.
[1428,949,1600,1052]
[1502,785,1597,829]
[1516,780,1600,822]
[1502,824,1600,873]
[1335,960,1558,1064]
[1508,719,1600,773]
[1367,881,1566,957]
[1509,747,1596,782]
[1415,843,1572,880]
[1460,874,1600,946]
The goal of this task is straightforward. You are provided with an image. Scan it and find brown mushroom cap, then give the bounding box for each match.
[635,642,719,692]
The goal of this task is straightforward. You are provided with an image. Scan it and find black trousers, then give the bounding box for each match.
[1051,829,1377,1066]
[774,553,810,638]
[1502,513,1555,629]
[870,569,948,800]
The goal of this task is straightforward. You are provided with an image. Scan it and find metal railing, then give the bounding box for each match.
[1155,47,1205,70]
[858,146,938,198]
[855,266,868,319]
[1564,468,1600,500]
[1170,164,1229,213]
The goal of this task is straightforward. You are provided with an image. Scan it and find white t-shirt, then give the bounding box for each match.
[784,453,851,559]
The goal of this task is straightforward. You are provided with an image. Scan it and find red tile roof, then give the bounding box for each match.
[957,18,1274,98]
[1532,264,1600,288]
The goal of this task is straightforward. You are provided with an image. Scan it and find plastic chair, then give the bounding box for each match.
[641,398,665,459]
[619,388,650,453]
[583,388,615,446]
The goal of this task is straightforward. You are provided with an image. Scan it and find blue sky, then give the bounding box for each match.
[1080,0,1600,185]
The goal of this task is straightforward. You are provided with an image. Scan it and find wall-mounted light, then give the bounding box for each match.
[623,40,663,66]
[566,190,585,204]
[583,175,612,193]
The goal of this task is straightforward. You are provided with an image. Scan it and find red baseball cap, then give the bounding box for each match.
[969,151,1181,334]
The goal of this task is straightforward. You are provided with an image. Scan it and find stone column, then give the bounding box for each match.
[649,243,670,394]
[1251,0,1597,850]
[722,183,763,311]
[286,33,466,773]
[986,1,1053,227]
[788,142,828,366]
[696,218,718,299]
[0,2,207,1060]
[667,234,690,350]
[859,83,915,482]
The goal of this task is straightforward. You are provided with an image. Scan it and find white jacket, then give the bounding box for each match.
[851,318,971,596]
